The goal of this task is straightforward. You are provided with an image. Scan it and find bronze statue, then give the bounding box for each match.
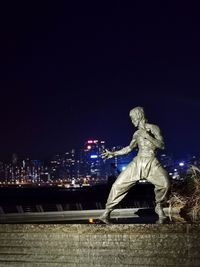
[100,106,170,223]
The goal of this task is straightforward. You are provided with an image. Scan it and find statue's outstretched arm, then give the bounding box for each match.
[114,137,137,156]
[101,135,137,160]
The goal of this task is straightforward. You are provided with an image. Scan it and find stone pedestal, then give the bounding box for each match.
[0,224,199,266]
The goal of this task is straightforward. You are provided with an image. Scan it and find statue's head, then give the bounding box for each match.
[129,106,146,127]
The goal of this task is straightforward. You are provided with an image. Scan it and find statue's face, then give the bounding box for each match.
[130,115,140,127]
[130,108,145,128]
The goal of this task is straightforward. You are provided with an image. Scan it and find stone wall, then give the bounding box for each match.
[0,224,199,266]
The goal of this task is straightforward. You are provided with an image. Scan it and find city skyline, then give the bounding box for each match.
[0,2,199,158]
[0,138,198,188]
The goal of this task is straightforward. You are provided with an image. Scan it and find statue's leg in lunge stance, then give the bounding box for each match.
[147,158,170,218]
[99,157,170,223]
[100,161,139,222]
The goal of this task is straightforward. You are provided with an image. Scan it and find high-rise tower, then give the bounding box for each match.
[83,140,106,178]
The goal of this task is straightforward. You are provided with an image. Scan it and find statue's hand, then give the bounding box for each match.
[101,149,114,160]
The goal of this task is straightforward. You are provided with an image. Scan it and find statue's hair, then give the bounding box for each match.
[129,106,146,121]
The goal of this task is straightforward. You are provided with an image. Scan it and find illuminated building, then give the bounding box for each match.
[83,140,106,178]
[50,150,80,181]
[63,149,77,179]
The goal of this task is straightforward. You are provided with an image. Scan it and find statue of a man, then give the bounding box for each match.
[100,106,170,223]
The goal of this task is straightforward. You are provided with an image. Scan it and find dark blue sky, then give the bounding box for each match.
[0,1,199,159]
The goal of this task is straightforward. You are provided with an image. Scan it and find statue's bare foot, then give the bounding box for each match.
[98,209,112,224]
[155,204,167,219]
[156,217,168,224]
[98,216,111,224]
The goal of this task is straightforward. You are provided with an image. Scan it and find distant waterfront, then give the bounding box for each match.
[0,183,155,214]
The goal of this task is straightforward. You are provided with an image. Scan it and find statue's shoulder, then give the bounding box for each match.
[133,130,140,138]
[146,123,161,133]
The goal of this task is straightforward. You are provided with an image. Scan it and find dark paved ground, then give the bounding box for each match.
[0,208,174,224]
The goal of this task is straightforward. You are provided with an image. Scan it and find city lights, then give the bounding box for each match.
[0,139,198,188]
[90,155,98,159]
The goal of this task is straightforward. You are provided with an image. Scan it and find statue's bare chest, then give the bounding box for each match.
[137,135,155,149]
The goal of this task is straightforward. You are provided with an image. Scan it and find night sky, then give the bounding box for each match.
[0,1,200,159]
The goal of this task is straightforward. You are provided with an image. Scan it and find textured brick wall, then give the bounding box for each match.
[0,224,199,266]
